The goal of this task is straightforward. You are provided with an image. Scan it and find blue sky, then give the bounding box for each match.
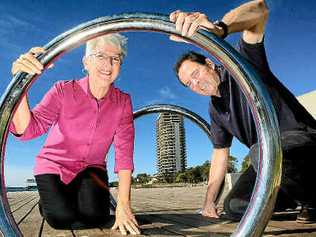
[1,0,316,186]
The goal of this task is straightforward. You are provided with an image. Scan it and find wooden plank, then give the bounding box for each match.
[12,197,39,224]
[139,222,184,236]
[18,202,43,237]
[11,195,39,214]
[41,220,73,237]
[105,223,184,237]
[73,214,177,237]
[8,192,37,209]
[73,215,152,237]
[73,219,115,237]
[73,228,109,237]
[157,209,284,235]
[138,212,226,237]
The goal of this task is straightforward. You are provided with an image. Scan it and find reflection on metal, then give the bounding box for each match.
[109,103,223,211]
[133,103,224,204]
[0,13,282,237]
[108,103,224,210]
[134,104,212,140]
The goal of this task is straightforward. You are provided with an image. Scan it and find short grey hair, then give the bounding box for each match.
[85,33,128,61]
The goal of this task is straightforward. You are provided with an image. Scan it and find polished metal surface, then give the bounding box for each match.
[133,103,225,205]
[0,13,282,236]
[134,104,212,139]
[109,103,220,211]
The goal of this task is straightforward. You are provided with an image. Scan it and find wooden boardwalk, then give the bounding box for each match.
[7,186,316,237]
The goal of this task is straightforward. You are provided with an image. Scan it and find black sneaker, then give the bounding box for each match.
[296,206,316,224]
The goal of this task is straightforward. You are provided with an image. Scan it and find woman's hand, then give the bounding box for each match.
[11,47,50,76]
[111,201,140,235]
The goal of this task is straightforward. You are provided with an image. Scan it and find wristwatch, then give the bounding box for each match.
[213,20,228,39]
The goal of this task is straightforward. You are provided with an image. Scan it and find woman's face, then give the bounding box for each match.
[83,42,122,87]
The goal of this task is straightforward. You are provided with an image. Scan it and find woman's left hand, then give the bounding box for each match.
[111,202,140,235]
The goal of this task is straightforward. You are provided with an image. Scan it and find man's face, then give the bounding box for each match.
[178,59,221,96]
[84,42,121,87]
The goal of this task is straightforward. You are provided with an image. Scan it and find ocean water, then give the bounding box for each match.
[6,187,37,192]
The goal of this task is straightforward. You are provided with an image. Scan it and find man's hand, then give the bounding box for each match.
[111,202,140,235]
[169,10,224,40]
[201,202,220,218]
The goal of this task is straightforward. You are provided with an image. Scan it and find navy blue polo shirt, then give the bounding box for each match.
[209,38,316,149]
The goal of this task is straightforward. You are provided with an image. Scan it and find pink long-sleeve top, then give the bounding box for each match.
[10,76,134,184]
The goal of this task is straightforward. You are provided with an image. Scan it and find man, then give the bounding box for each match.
[170,0,316,223]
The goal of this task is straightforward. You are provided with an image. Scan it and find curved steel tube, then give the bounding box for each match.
[133,104,225,205]
[134,104,212,139]
[111,103,223,211]
[0,13,282,236]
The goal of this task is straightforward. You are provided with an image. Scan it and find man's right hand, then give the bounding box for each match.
[11,47,45,76]
[201,148,229,219]
[169,10,224,40]
[201,202,220,218]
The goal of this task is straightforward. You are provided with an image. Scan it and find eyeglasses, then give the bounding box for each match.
[89,53,121,65]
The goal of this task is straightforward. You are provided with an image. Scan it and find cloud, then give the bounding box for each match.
[4,165,34,187]
[0,15,33,38]
[0,14,41,53]
[146,86,177,105]
[159,86,176,99]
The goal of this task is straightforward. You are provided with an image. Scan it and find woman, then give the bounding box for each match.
[10,33,140,235]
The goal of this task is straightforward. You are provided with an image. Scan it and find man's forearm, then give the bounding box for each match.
[117,170,132,204]
[12,95,31,135]
[204,148,229,205]
[222,0,268,34]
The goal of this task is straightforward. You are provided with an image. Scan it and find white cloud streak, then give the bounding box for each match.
[4,165,34,187]
[146,86,177,105]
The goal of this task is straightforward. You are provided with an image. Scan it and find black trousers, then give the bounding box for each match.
[35,167,110,229]
[224,130,316,216]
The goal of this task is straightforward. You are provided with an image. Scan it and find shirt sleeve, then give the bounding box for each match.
[9,81,63,140]
[237,37,272,79]
[113,94,135,173]
[209,109,233,149]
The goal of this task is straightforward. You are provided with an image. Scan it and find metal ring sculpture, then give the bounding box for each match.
[0,13,282,237]
[110,103,225,212]
[134,104,212,139]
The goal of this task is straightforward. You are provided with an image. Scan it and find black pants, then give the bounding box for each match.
[224,130,316,217]
[35,167,110,229]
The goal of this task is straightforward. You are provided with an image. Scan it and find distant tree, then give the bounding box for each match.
[175,161,210,183]
[160,170,175,183]
[201,161,210,181]
[240,155,251,172]
[185,168,194,183]
[228,155,238,173]
[175,172,187,183]
[109,181,118,187]
[191,166,203,183]
[136,173,151,184]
